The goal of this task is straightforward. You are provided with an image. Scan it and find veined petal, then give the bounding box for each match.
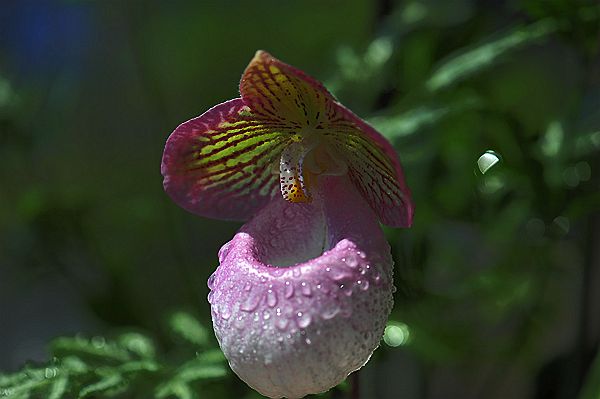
[325,102,414,227]
[162,99,295,220]
[240,50,332,127]
[240,51,413,227]
[208,176,394,398]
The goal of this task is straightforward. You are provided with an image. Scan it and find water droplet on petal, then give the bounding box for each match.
[321,302,340,320]
[266,289,278,307]
[284,281,294,298]
[344,253,359,268]
[244,282,252,291]
[234,315,246,329]
[373,273,382,285]
[241,289,263,312]
[264,354,273,365]
[207,273,217,289]
[272,268,283,277]
[293,268,301,277]
[358,279,370,291]
[316,282,330,294]
[263,310,271,320]
[220,305,232,320]
[328,265,352,281]
[300,281,312,296]
[305,338,312,345]
[296,311,311,329]
[275,316,289,331]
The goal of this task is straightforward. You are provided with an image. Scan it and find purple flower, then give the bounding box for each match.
[161,51,413,398]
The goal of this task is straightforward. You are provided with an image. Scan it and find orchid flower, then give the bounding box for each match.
[161,51,413,398]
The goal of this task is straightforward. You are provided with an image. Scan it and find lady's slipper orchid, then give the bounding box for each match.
[161,51,413,398]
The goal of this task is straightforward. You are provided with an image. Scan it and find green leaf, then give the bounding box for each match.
[369,96,481,141]
[117,332,156,359]
[156,381,197,399]
[51,336,130,363]
[169,312,210,347]
[426,19,557,91]
[78,371,123,398]
[177,362,227,382]
[195,349,226,365]
[48,375,68,399]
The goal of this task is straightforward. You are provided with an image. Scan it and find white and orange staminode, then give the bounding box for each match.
[161,50,414,398]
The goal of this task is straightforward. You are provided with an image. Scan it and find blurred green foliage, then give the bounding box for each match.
[0,0,599,398]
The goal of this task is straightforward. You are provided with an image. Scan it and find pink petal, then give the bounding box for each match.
[207,176,394,398]
[161,98,290,221]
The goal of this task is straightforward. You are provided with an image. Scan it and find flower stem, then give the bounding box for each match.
[350,371,360,399]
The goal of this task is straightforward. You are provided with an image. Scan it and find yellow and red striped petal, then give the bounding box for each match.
[161,99,294,221]
[240,51,332,128]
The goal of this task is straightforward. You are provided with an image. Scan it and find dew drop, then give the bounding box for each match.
[316,282,330,294]
[220,305,232,320]
[293,268,301,277]
[272,268,283,277]
[275,316,289,331]
[477,150,501,174]
[373,273,382,285]
[218,243,231,261]
[305,338,312,345]
[345,253,359,268]
[284,281,294,298]
[296,311,312,329]
[44,367,58,379]
[300,281,312,296]
[234,315,246,329]
[207,273,217,289]
[321,302,340,320]
[244,282,252,292]
[328,266,351,281]
[207,291,215,304]
[338,283,353,297]
[266,289,278,307]
[358,279,370,291]
[263,310,271,320]
[241,289,263,312]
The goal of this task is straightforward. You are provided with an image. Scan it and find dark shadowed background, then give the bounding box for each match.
[0,1,599,398]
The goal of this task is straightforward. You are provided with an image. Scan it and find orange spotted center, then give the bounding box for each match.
[279,140,347,203]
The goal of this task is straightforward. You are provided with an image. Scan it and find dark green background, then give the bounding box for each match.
[1,1,599,398]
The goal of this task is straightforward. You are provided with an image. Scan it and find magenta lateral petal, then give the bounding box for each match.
[161,99,286,221]
[207,177,394,399]
[332,102,414,228]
